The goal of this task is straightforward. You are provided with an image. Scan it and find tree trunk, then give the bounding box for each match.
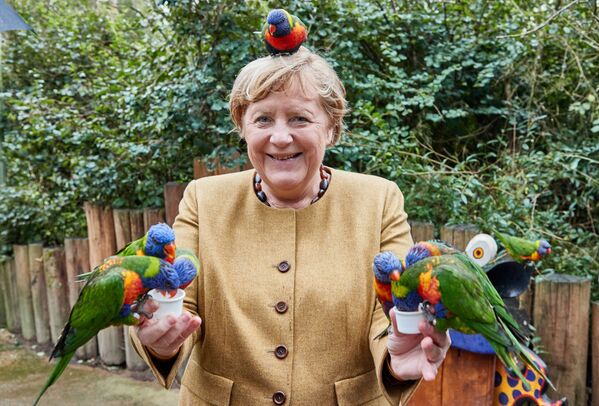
[533,274,590,405]
[28,243,50,344]
[64,238,97,359]
[13,244,35,340]
[84,203,124,365]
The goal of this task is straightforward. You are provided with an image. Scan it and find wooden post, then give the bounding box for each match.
[64,238,97,359]
[593,301,599,406]
[409,221,434,243]
[143,208,165,232]
[0,260,6,327]
[43,247,69,344]
[84,203,124,365]
[439,225,453,246]
[13,244,35,340]
[164,182,189,226]
[3,258,20,332]
[129,209,145,240]
[533,274,590,405]
[28,243,50,344]
[193,158,210,179]
[113,209,147,371]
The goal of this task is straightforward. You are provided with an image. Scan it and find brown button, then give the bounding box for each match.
[275,301,288,314]
[272,391,286,405]
[277,261,290,273]
[275,345,288,359]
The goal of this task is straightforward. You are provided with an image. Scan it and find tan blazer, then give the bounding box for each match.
[131,169,420,405]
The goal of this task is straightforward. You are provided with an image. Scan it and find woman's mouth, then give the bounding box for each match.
[267,153,301,161]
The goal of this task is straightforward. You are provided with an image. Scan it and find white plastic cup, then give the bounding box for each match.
[148,288,186,319]
[392,305,426,334]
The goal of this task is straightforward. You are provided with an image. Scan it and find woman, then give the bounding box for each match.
[131,47,450,405]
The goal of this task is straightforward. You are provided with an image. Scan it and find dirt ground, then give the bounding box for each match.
[0,328,179,406]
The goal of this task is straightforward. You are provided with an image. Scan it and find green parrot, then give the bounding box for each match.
[33,255,180,406]
[391,254,552,391]
[492,229,552,263]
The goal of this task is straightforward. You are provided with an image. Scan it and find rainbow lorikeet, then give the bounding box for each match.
[372,251,402,338]
[77,223,176,283]
[492,229,552,263]
[173,247,199,290]
[33,256,180,406]
[391,254,552,391]
[263,9,308,55]
[117,222,176,263]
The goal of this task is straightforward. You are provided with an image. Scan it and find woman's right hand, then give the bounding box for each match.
[135,299,202,359]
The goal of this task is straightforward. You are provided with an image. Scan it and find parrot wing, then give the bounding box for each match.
[53,268,125,358]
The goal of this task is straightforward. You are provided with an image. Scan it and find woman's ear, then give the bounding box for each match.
[326,127,335,146]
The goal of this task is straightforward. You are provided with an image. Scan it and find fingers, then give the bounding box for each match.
[137,311,202,357]
[419,321,451,349]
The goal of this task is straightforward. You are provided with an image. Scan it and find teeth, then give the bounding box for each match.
[271,154,298,160]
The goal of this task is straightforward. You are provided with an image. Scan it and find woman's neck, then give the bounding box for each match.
[261,175,321,209]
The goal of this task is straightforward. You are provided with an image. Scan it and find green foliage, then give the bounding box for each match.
[0,0,597,297]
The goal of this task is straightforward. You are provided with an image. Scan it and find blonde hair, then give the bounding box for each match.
[229,47,347,145]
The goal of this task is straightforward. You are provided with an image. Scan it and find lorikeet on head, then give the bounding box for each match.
[263,8,307,55]
[174,247,200,290]
[33,256,180,406]
[391,253,553,391]
[372,251,403,339]
[492,229,551,263]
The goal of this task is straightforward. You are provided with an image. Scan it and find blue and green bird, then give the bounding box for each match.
[33,255,180,406]
[492,229,551,263]
[390,252,552,391]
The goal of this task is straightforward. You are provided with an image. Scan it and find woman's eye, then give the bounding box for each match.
[255,116,271,124]
[291,116,309,123]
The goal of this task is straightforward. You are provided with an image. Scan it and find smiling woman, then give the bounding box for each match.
[130,43,451,406]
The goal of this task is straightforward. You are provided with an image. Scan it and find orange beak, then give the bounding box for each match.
[390,270,401,282]
[269,24,276,35]
[164,243,176,264]
[546,248,552,255]
[158,289,178,298]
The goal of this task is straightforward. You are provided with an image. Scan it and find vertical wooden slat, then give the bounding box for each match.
[451,225,467,251]
[533,274,590,405]
[129,209,145,240]
[13,244,35,340]
[441,349,496,404]
[29,243,50,344]
[84,202,124,365]
[43,247,69,344]
[409,221,434,243]
[164,182,189,226]
[439,226,454,246]
[143,208,166,232]
[113,209,147,371]
[0,260,6,327]
[4,258,20,332]
[193,158,210,179]
[593,301,599,406]
[64,237,97,359]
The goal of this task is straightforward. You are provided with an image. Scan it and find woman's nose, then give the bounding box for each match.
[269,122,293,146]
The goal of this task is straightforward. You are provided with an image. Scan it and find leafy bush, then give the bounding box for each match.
[0,0,596,297]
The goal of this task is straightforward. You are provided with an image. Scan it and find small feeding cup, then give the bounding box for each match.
[148,288,186,319]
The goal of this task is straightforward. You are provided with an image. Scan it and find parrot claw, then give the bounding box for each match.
[131,293,153,319]
[421,301,436,325]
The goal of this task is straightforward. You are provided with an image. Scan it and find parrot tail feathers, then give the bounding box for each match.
[33,352,75,406]
[493,345,531,391]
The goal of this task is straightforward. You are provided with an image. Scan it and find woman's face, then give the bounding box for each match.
[242,86,333,201]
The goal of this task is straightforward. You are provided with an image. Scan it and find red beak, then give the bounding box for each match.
[546,248,552,255]
[158,289,178,298]
[164,243,176,264]
[390,270,400,282]
[269,24,276,35]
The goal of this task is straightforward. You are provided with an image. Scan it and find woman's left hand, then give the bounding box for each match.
[387,308,451,381]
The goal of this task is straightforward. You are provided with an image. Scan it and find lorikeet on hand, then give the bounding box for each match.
[492,229,552,263]
[174,247,199,290]
[391,253,552,391]
[117,222,176,263]
[33,256,180,406]
[263,8,308,55]
[372,251,402,338]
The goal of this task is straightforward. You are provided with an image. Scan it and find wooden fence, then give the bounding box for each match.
[0,160,595,405]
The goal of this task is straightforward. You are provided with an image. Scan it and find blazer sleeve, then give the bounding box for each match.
[129,180,203,388]
[369,181,422,405]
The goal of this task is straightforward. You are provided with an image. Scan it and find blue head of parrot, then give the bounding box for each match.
[142,259,180,296]
[373,251,403,283]
[145,223,176,263]
[267,9,291,37]
[174,256,197,290]
[537,239,551,257]
[405,243,433,268]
